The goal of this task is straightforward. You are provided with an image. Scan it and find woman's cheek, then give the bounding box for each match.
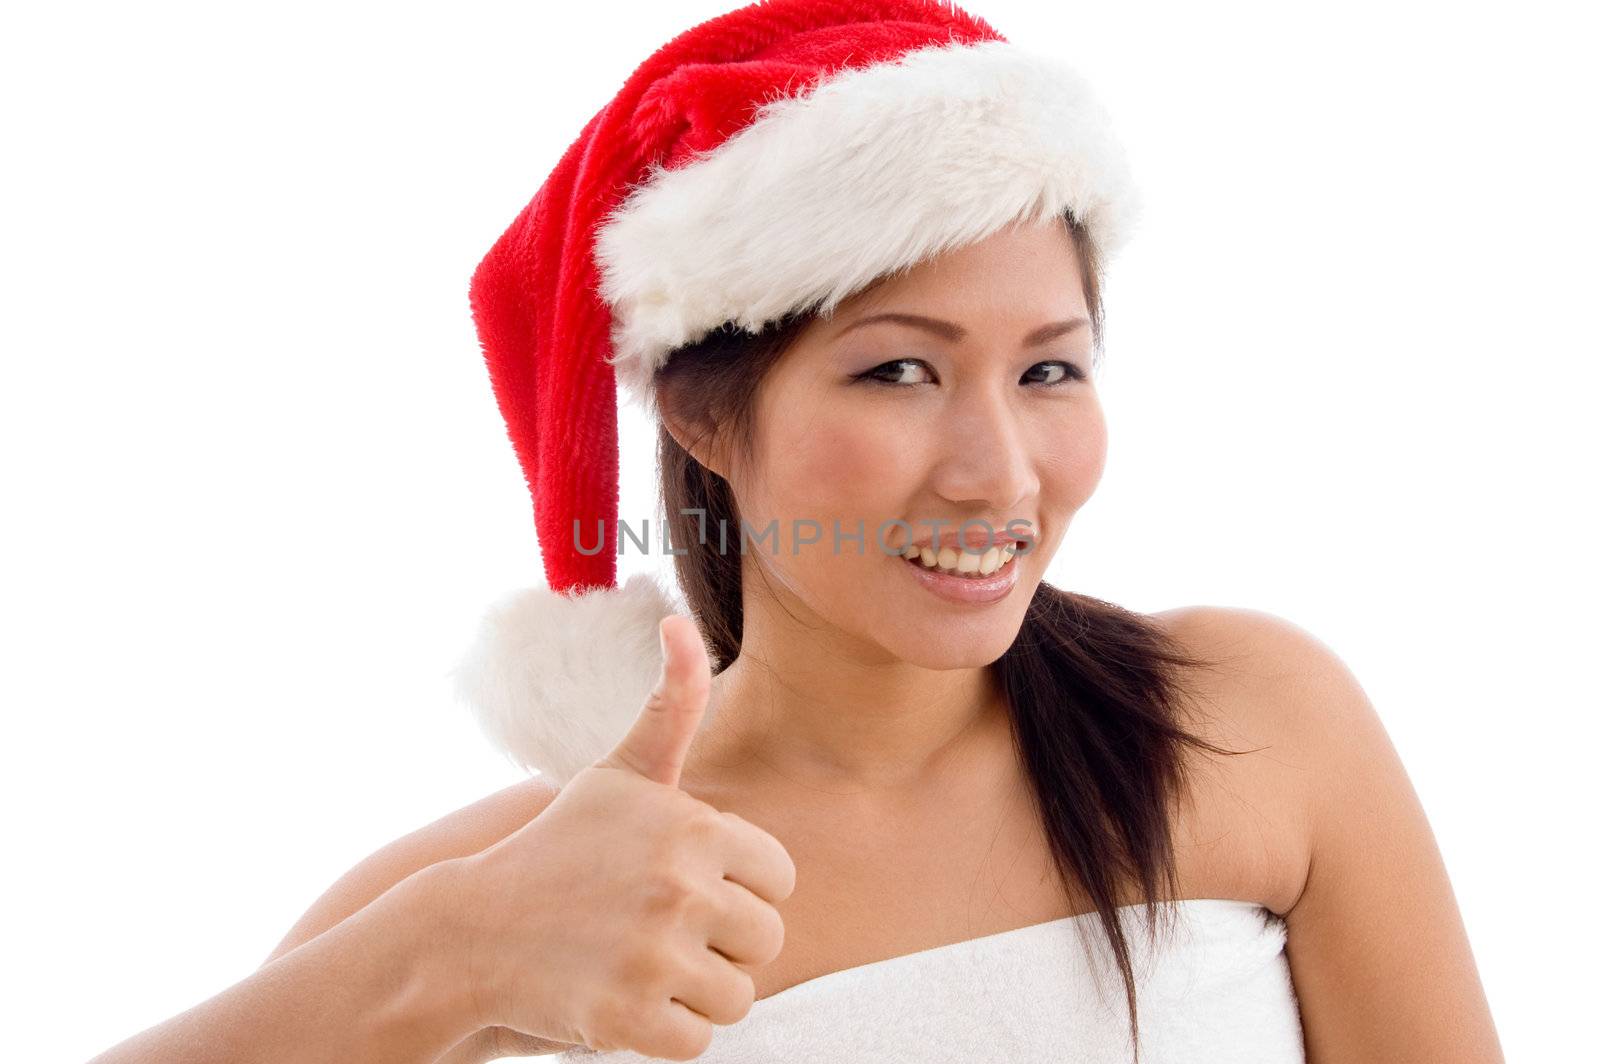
[786,412,897,504]
[1037,403,1107,508]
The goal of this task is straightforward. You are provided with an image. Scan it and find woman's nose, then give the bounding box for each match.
[927,388,1039,511]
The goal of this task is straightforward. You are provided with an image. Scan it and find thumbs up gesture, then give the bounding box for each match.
[452,615,797,1060]
[595,614,723,788]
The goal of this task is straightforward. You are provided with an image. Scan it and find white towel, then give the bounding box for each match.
[553,897,1305,1062]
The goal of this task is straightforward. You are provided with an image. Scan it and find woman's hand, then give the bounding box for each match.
[446,615,797,1061]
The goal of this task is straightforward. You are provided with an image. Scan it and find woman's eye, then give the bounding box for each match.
[855,358,935,386]
[1023,360,1087,386]
[852,358,1086,388]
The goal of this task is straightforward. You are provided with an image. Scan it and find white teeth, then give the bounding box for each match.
[907,542,1019,578]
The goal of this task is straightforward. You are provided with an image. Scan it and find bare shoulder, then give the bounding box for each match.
[1150,603,1366,778]
[260,773,575,1060]
[1145,605,1323,913]
[413,773,565,852]
[324,772,565,911]
[1152,604,1504,1061]
[261,773,563,967]
[1151,603,1348,696]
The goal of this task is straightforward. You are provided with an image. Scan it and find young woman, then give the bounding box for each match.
[88,2,1503,1062]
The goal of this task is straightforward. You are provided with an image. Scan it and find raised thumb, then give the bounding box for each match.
[596,614,711,788]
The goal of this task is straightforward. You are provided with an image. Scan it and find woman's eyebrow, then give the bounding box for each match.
[831,312,1089,346]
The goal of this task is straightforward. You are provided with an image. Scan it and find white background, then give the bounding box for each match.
[4,1,1594,1060]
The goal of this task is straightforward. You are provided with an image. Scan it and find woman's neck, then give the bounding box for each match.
[691,644,1008,797]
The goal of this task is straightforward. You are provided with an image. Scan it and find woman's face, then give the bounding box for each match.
[729,217,1107,669]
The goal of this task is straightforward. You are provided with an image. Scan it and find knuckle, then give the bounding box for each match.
[776,849,799,897]
[727,966,757,1017]
[639,870,698,921]
[682,805,725,843]
[641,684,673,714]
[609,748,650,779]
[665,1023,715,1061]
[613,946,670,998]
[688,964,750,1028]
[658,801,721,855]
[759,906,787,963]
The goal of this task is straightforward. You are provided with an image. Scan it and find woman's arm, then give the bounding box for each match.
[90,776,570,1064]
[86,862,479,1064]
[260,776,561,967]
[258,774,574,1061]
[1218,608,1505,1063]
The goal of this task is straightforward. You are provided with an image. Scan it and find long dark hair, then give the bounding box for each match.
[652,212,1248,1060]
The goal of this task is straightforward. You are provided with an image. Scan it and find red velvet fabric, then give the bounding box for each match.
[467,1,1004,594]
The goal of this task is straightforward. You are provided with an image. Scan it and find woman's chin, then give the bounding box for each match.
[899,639,1016,671]
[862,595,1029,668]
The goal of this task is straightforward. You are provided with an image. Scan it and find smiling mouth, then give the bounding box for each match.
[899,541,1020,580]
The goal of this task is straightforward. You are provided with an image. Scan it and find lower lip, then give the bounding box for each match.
[899,551,1021,605]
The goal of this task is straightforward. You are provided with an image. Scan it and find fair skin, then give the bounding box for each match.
[677,217,1105,797]
[93,218,1503,1062]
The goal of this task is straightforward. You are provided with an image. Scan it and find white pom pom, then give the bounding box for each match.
[450,571,684,786]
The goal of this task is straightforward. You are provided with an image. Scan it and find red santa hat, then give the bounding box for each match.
[453,0,1143,785]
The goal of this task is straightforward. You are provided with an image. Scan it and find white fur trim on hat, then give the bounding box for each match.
[594,37,1143,403]
[450,572,684,786]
